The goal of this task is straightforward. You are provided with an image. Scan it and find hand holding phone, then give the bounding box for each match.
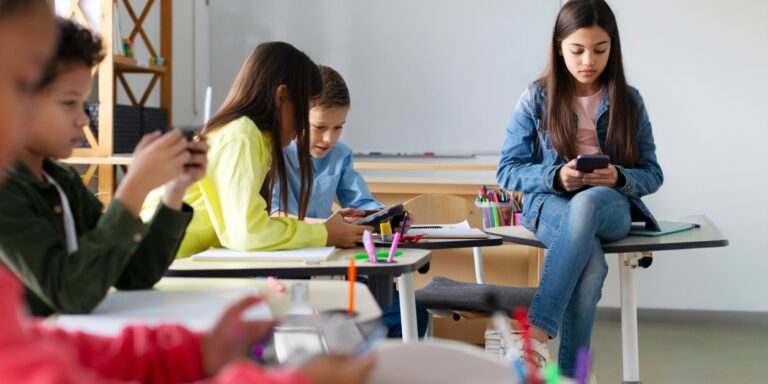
[575,154,610,173]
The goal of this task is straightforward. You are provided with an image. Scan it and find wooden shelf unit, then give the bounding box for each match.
[62,0,173,205]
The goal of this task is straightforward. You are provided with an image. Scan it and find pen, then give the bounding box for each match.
[399,212,409,236]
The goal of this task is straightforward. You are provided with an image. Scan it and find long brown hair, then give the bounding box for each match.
[205,42,322,219]
[537,0,638,166]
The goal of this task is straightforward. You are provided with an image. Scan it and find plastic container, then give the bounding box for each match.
[474,200,516,229]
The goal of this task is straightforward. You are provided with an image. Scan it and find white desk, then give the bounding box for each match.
[155,277,382,324]
[485,215,729,384]
[166,248,432,342]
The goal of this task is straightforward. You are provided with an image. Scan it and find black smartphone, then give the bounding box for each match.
[352,204,406,227]
[178,125,203,141]
[575,154,610,172]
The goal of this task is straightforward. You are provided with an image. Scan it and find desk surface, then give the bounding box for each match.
[485,215,729,253]
[166,248,432,278]
[155,277,382,323]
[358,235,503,250]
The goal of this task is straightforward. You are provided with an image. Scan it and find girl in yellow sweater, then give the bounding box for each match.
[143,42,373,258]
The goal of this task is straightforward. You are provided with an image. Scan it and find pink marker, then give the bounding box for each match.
[387,232,401,263]
[363,230,377,263]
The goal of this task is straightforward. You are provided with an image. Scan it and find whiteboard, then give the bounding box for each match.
[209,0,560,155]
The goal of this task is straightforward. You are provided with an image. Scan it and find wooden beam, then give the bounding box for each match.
[139,74,160,106]
[123,0,158,57]
[82,163,98,185]
[160,0,173,126]
[117,73,139,106]
[98,0,114,157]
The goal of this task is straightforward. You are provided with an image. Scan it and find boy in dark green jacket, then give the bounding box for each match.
[0,19,209,316]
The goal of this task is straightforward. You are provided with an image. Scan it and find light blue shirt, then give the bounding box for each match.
[271,141,384,218]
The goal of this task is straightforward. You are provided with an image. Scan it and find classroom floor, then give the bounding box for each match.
[557,319,768,383]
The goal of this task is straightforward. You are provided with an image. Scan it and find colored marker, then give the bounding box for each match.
[267,276,285,293]
[387,232,401,263]
[544,362,560,384]
[362,230,377,263]
[348,258,356,315]
[514,307,541,384]
[575,346,591,384]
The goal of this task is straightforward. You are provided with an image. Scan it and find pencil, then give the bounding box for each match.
[348,258,356,315]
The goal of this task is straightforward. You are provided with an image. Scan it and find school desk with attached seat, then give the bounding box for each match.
[485,215,728,384]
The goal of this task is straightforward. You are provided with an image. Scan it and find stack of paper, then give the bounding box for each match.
[484,326,523,356]
[191,247,336,262]
[57,287,272,336]
[407,220,489,239]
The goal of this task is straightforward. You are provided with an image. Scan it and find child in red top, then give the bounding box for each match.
[0,1,374,383]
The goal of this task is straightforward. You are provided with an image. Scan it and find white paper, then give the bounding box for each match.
[57,287,272,336]
[191,247,336,262]
[406,220,488,238]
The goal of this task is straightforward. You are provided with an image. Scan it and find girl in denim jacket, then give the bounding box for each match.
[496,0,663,377]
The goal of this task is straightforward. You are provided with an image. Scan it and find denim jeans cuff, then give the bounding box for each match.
[528,316,558,338]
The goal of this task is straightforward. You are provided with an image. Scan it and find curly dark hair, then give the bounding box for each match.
[37,18,104,89]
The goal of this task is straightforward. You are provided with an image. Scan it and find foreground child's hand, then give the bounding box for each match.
[338,208,366,223]
[115,130,191,216]
[324,211,374,248]
[300,354,376,384]
[202,296,275,376]
[555,160,585,192]
[163,134,209,210]
[581,163,620,187]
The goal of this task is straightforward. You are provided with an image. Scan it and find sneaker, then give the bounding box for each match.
[513,338,550,369]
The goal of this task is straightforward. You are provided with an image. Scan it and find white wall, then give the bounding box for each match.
[198,1,768,312]
[208,0,561,155]
[597,0,768,312]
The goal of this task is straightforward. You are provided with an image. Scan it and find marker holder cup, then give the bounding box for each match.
[474,201,516,229]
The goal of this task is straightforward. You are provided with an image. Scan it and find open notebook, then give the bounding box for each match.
[57,287,272,336]
[191,247,336,262]
[407,220,489,239]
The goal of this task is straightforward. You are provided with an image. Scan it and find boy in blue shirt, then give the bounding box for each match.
[271,65,383,220]
[271,65,427,337]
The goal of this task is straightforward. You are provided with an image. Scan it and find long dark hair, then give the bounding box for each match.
[205,42,322,219]
[537,0,638,166]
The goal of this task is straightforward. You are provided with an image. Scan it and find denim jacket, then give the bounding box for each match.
[496,83,663,232]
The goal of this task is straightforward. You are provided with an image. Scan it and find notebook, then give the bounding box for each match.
[191,247,336,262]
[57,287,272,336]
[407,220,489,239]
[629,220,697,237]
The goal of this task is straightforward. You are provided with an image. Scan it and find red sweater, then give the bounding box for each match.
[0,267,309,384]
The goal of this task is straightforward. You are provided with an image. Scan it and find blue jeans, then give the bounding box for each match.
[528,187,631,377]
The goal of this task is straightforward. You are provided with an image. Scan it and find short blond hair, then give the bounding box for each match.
[316,65,350,108]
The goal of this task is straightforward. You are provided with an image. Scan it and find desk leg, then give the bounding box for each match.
[397,272,418,342]
[619,253,641,384]
[472,247,485,284]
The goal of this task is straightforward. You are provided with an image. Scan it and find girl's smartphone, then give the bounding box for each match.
[575,154,610,172]
[178,125,203,141]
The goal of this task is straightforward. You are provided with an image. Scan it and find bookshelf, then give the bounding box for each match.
[62,0,172,205]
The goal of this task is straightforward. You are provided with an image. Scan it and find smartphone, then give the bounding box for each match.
[352,204,405,227]
[575,154,610,172]
[178,125,203,141]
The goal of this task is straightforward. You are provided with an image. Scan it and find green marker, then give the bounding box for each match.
[544,362,560,384]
